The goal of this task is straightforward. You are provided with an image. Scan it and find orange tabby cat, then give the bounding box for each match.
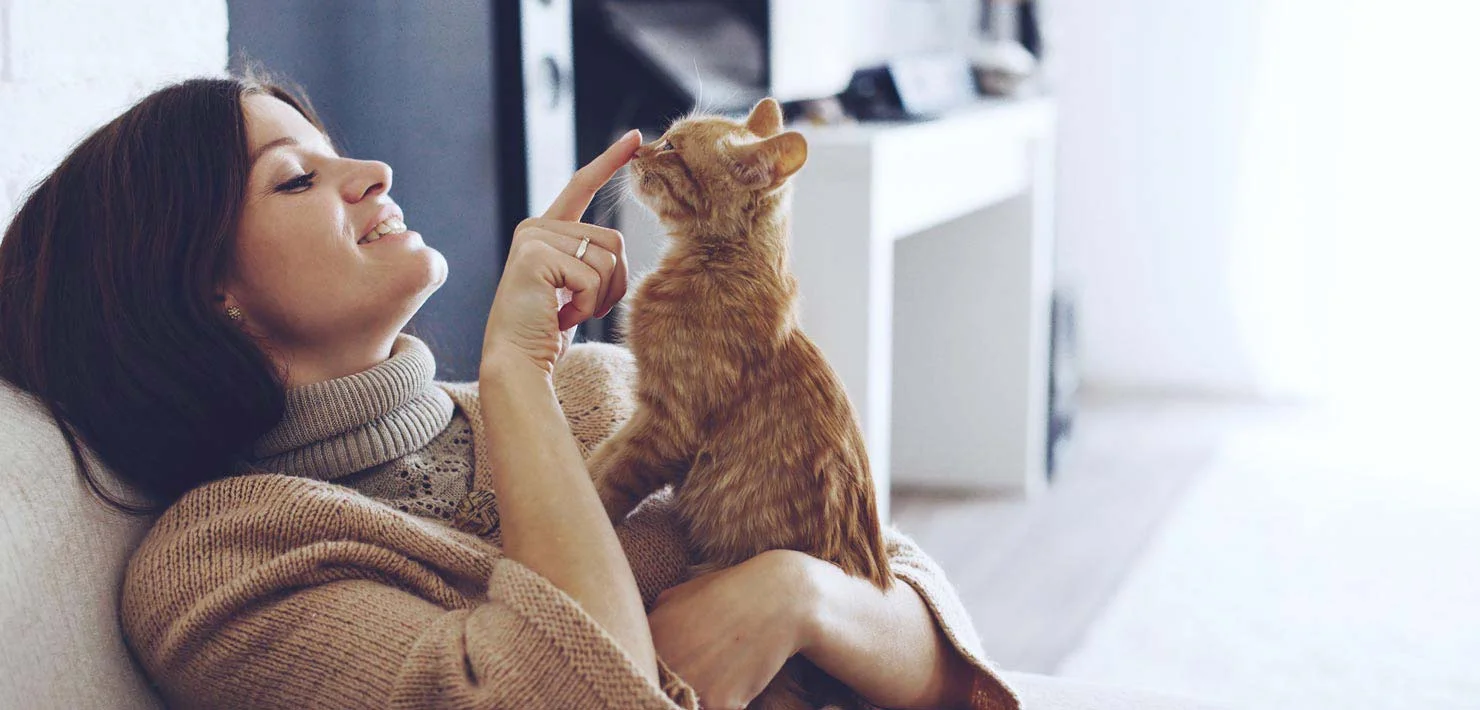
[587,98,891,709]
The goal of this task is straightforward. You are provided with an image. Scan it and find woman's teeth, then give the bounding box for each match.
[359,217,408,244]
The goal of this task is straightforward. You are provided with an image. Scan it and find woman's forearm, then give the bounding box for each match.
[801,558,976,709]
[479,357,658,684]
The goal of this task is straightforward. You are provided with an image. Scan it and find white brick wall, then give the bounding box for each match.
[0,0,227,231]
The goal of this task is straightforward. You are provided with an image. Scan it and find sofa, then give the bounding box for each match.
[0,378,1223,709]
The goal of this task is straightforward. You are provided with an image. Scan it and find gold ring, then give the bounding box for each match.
[574,237,591,260]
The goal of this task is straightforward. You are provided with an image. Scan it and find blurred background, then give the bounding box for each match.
[2,1,1477,708]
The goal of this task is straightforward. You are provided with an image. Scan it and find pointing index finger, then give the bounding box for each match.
[542,129,642,222]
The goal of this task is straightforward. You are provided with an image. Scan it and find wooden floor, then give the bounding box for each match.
[890,392,1275,674]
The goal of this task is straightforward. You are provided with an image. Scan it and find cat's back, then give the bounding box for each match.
[772,326,859,417]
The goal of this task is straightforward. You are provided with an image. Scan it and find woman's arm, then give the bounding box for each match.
[798,553,977,709]
[646,538,1018,709]
[119,477,696,709]
[480,359,658,683]
[477,129,657,682]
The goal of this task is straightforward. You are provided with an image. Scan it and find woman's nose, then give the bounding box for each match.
[348,160,393,202]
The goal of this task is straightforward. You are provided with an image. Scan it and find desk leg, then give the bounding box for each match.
[891,190,1052,497]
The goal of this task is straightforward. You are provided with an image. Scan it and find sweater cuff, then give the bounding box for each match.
[884,528,1021,710]
[490,558,698,709]
[656,656,699,708]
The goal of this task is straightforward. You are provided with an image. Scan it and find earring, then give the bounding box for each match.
[225,305,244,323]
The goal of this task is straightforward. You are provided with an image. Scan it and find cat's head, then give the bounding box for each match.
[629,97,808,228]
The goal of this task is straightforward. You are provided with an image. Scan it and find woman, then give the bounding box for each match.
[0,74,1017,709]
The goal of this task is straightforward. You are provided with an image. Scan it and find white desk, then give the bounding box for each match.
[618,98,1057,520]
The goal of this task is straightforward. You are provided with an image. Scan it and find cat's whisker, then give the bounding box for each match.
[691,57,704,116]
[592,173,639,224]
[594,183,625,207]
[594,185,627,215]
[723,88,742,111]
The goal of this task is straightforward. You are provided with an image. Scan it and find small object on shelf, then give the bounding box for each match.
[839,54,979,121]
[972,0,1043,97]
[792,96,854,127]
[971,40,1038,97]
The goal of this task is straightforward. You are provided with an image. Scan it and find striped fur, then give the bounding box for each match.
[588,98,891,709]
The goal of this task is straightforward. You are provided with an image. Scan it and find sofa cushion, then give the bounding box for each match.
[1004,672,1231,709]
[0,379,164,709]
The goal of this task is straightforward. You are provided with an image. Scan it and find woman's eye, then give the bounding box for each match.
[275,170,318,193]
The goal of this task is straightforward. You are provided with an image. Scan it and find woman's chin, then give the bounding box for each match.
[376,241,448,303]
[413,244,449,294]
[380,255,447,333]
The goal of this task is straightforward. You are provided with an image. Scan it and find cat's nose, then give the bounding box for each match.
[634,143,656,159]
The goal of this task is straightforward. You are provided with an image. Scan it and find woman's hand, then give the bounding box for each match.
[474,130,662,688]
[648,550,820,709]
[657,549,979,710]
[481,129,640,377]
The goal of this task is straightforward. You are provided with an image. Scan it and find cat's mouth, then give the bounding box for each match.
[628,163,661,197]
[630,168,695,221]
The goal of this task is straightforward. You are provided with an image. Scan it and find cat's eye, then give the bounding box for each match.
[660,140,675,152]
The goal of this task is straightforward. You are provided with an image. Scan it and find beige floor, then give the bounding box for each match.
[890,391,1281,673]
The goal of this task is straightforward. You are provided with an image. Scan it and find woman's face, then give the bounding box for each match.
[223,94,446,383]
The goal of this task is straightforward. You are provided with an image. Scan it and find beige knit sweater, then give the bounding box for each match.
[119,338,1020,709]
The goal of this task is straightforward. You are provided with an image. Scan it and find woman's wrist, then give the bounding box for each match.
[782,550,836,657]
[480,347,552,384]
[787,552,976,709]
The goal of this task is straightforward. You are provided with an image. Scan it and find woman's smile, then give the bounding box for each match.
[359,228,421,248]
[357,215,412,245]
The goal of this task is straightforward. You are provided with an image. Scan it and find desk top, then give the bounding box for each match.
[795,96,1056,146]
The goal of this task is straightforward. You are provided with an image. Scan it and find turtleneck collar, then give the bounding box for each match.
[247,333,455,481]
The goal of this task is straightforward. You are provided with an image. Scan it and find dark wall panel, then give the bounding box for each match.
[228,0,501,380]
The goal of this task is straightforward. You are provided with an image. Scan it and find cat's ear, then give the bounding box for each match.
[731,131,808,189]
[745,97,784,137]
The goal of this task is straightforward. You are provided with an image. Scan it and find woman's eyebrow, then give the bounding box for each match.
[249,136,299,170]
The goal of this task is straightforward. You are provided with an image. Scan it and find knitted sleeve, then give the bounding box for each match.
[549,343,692,604]
[439,341,639,467]
[552,341,640,459]
[880,527,1022,710]
[119,478,698,710]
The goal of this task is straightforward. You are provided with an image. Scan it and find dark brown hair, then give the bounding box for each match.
[0,73,327,515]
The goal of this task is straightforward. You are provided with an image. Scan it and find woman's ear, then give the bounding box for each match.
[731,131,808,190]
[745,97,784,138]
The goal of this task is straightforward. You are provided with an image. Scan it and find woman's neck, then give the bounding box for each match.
[276,333,398,388]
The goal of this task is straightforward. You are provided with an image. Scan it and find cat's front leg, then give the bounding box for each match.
[587,412,684,523]
[587,439,642,522]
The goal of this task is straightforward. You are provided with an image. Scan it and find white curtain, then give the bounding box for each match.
[1056,0,1480,411]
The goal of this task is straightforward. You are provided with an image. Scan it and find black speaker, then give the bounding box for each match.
[1047,288,1079,478]
[495,0,578,238]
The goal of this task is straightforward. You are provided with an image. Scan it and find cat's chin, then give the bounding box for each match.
[632,195,661,219]
[633,193,682,227]
[652,213,686,231]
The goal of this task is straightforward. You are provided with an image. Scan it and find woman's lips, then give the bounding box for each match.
[359,229,420,247]
[358,215,409,245]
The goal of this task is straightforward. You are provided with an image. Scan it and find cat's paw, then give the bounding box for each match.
[596,478,633,524]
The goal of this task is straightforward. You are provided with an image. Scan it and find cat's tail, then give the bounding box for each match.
[853,466,894,591]
[827,443,894,591]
